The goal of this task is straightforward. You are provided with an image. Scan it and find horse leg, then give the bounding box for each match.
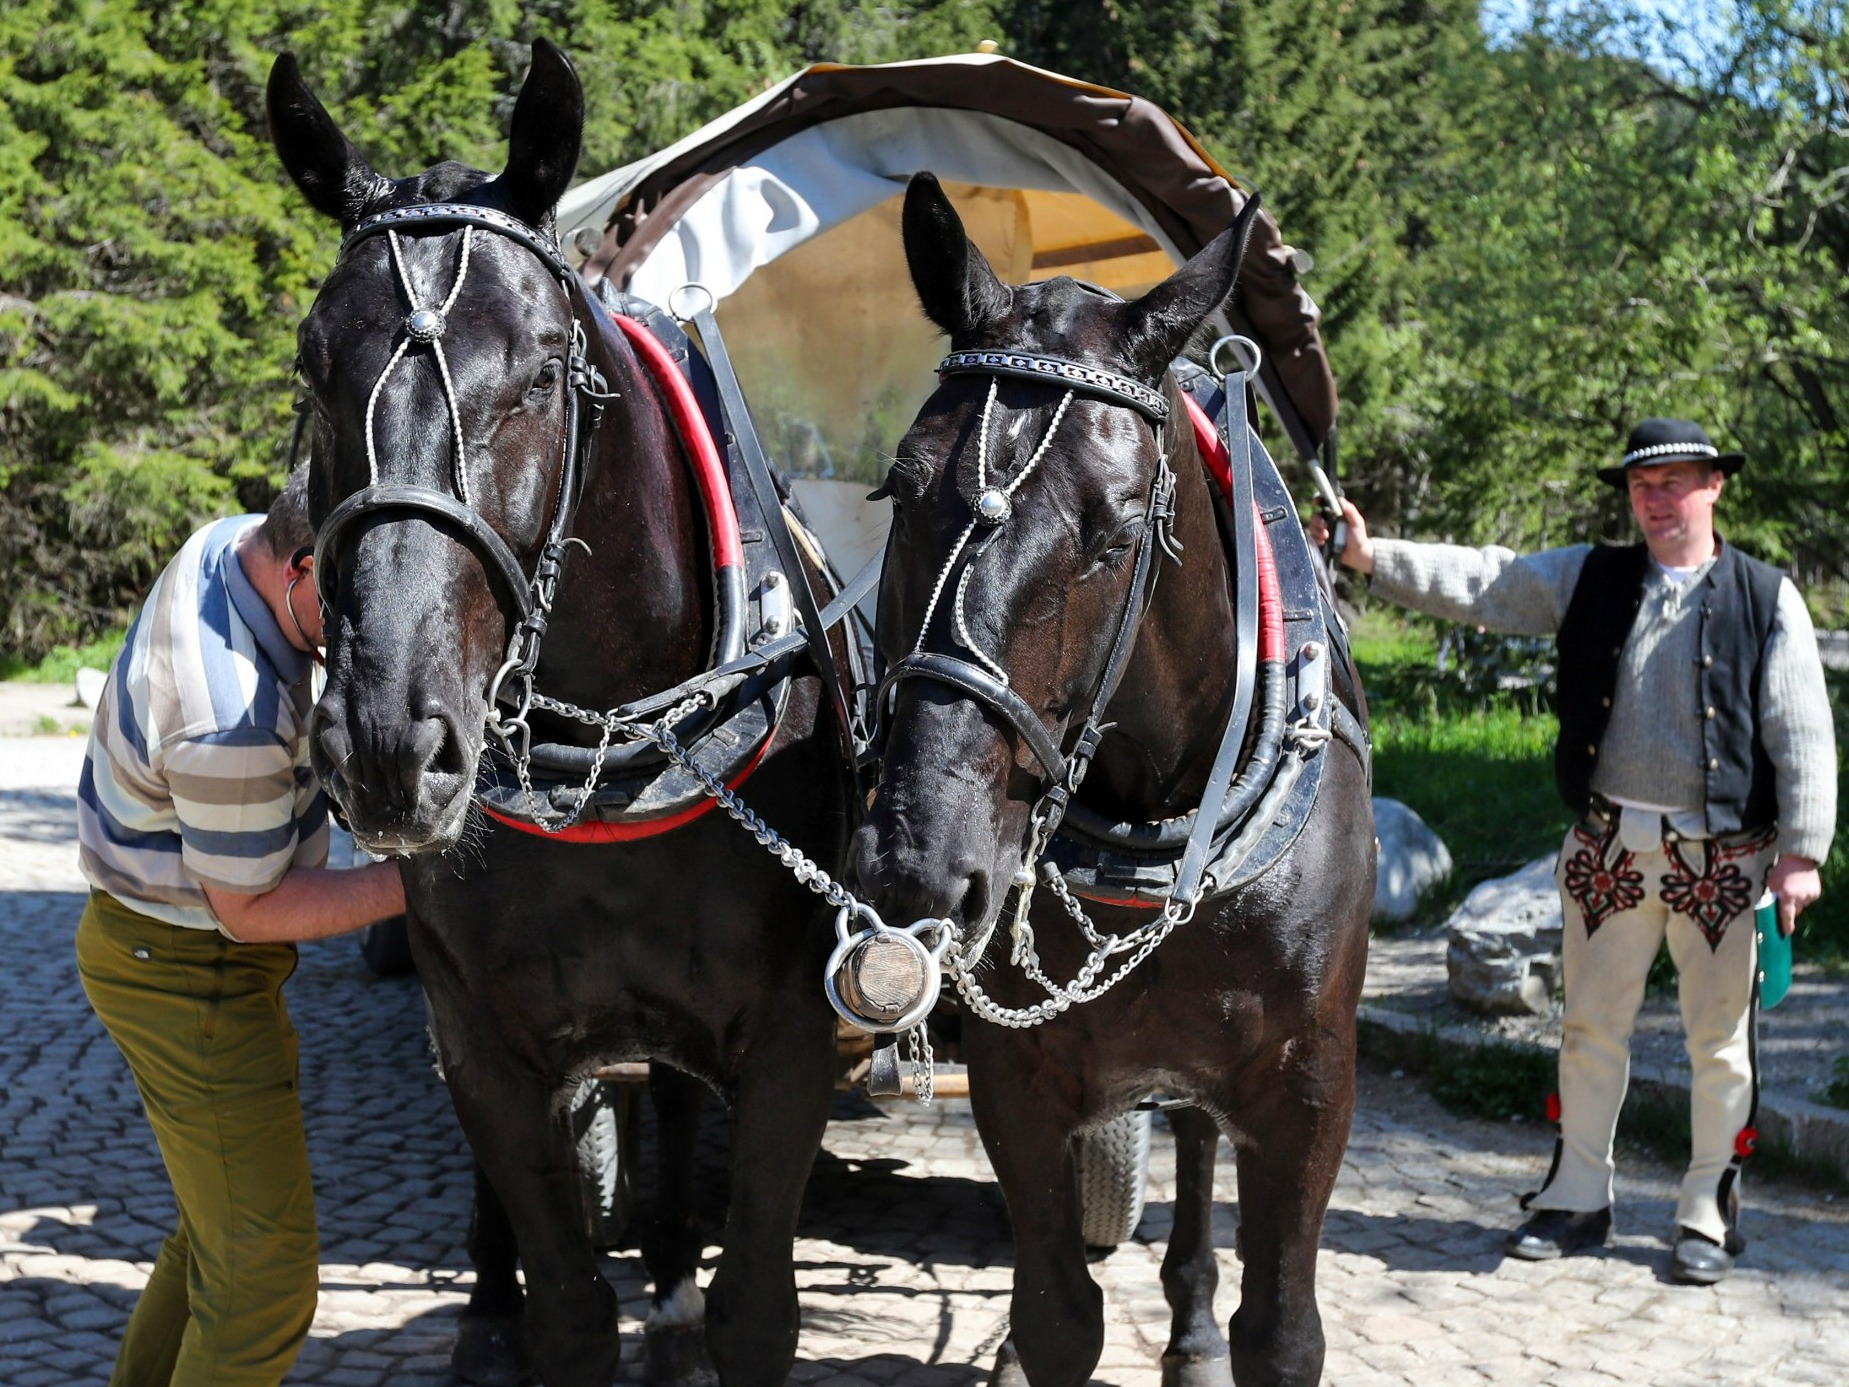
[967,1054,1102,1387]
[702,1017,834,1387]
[1160,1108,1233,1387]
[452,1160,533,1386]
[1221,1046,1356,1387]
[445,1054,619,1387]
[643,1065,716,1387]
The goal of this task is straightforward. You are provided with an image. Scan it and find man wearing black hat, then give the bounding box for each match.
[1320,418,1836,1284]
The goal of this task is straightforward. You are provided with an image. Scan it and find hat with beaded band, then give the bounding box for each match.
[1598,417,1746,488]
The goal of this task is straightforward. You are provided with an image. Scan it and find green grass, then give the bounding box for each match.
[0,630,127,684]
[1352,613,1571,927]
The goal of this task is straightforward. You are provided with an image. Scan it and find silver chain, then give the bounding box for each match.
[908,1024,935,1104]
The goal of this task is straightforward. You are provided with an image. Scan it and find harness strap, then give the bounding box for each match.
[314,483,536,621]
[684,300,860,779]
[879,651,1070,782]
[1170,375,1261,906]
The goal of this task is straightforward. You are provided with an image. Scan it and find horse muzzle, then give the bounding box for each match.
[312,694,477,853]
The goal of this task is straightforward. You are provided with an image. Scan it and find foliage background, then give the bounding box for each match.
[2,1,1842,938]
[3,0,1846,654]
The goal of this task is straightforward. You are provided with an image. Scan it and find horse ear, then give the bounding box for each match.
[493,38,583,227]
[266,53,386,226]
[1121,193,1264,375]
[902,172,1011,341]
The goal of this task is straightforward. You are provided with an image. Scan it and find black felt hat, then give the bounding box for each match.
[1598,418,1745,488]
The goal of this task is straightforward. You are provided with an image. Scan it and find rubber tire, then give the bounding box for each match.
[571,1079,641,1250]
[1075,1109,1152,1249]
[358,914,415,978]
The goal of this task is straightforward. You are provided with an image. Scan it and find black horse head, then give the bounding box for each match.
[269,42,587,853]
[854,172,1260,933]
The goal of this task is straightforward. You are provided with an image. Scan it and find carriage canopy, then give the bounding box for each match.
[556,53,1338,573]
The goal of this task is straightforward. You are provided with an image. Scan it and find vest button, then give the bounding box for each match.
[1601,696,1612,708]
[1587,744,1598,756]
[1611,646,1622,657]
[1709,758,1720,771]
[1702,654,1714,667]
[1705,706,1716,720]
[131,946,151,961]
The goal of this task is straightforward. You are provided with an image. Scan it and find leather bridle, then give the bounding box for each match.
[309,202,612,704]
[877,349,1181,847]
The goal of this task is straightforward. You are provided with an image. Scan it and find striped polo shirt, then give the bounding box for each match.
[78,516,328,934]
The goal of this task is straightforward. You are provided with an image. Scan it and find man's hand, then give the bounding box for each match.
[1307,498,1376,575]
[1765,853,1821,938]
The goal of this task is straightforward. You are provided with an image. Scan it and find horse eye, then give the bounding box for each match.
[1099,518,1143,560]
[530,359,561,394]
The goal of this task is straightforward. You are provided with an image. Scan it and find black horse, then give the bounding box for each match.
[852,175,1375,1387]
[268,43,854,1386]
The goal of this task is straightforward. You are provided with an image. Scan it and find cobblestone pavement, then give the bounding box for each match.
[3,736,1846,1386]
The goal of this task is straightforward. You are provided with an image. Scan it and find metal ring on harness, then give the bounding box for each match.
[667,281,717,323]
[1208,333,1263,381]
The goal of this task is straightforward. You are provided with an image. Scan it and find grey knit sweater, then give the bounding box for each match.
[1370,538,1837,864]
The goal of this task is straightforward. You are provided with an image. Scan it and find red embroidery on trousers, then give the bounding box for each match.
[1658,829,1774,951]
[1561,820,1645,936]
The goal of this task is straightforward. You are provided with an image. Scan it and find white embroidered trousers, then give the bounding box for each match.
[1528,820,1774,1244]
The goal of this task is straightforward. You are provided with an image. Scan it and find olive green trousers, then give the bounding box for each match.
[76,891,319,1387]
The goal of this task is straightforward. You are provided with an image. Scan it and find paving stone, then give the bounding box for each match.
[2,734,1847,1385]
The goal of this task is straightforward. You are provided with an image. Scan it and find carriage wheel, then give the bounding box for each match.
[571,1079,641,1250]
[357,915,415,977]
[1075,1109,1153,1249]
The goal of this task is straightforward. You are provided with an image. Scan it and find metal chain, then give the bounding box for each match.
[908,1025,935,1105]
[495,687,713,834]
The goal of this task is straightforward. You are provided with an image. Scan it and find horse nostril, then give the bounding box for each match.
[313,707,352,780]
[960,869,990,930]
[397,717,451,798]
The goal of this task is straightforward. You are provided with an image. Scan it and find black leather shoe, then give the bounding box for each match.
[1505,1207,1612,1260]
[1671,1227,1737,1285]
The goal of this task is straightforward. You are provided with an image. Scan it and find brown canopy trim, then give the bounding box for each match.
[585,57,1338,453]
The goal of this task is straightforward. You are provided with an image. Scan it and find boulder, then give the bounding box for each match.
[1371,798,1453,924]
[1445,855,1563,1016]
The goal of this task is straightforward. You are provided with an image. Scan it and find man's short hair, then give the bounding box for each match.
[256,463,314,561]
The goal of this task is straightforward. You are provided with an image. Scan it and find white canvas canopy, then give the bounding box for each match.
[555,54,1337,575]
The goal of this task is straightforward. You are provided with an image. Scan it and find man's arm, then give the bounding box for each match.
[1316,497,1589,636]
[204,862,406,944]
[1758,579,1837,935]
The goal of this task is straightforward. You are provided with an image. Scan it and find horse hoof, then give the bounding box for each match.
[451,1313,532,1386]
[988,1338,1029,1387]
[1161,1352,1235,1387]
[644,1324,718,1387]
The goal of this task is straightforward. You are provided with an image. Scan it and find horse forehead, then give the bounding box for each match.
[1003,278,1126,355]
[310,230,558,338]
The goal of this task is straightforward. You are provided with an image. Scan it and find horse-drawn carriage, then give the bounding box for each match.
[274,41,1370,1387]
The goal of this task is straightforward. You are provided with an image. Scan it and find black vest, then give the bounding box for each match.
[1554,541,1783,833]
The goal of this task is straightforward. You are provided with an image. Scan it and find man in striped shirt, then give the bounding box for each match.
[76,465,404,1387]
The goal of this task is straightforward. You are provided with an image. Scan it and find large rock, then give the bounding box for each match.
[1371,798,1453,924]
[1445,855,1563,1016]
